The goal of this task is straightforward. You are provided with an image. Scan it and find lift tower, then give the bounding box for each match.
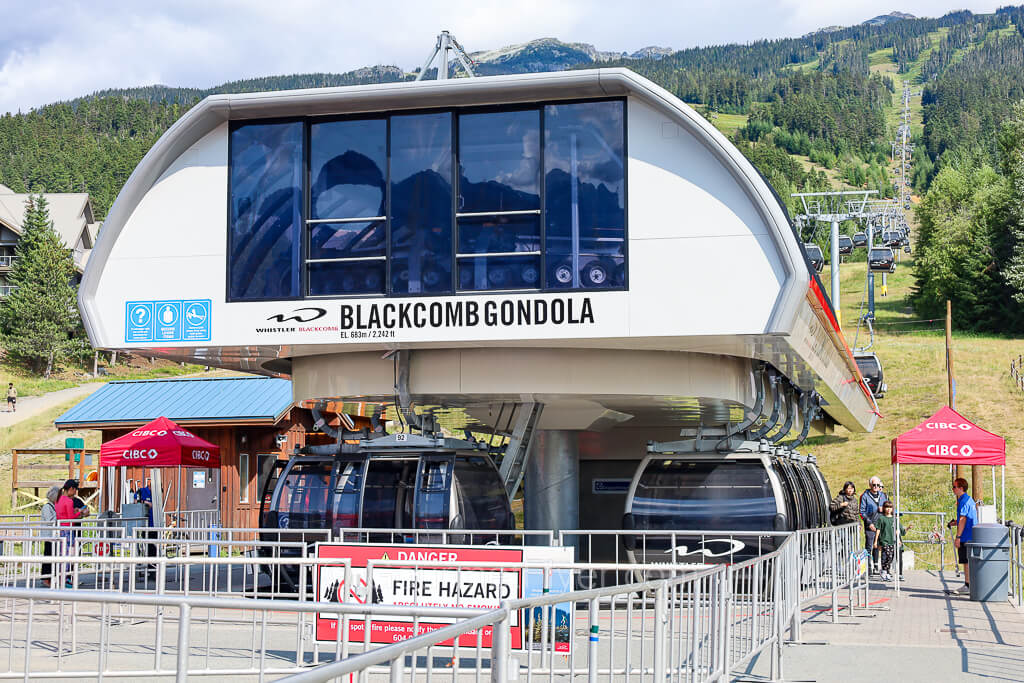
[415,31,476,80]
[793,190,875,325]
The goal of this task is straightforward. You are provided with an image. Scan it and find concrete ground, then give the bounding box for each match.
[3,568,1022,680]
[743,570,1024,682]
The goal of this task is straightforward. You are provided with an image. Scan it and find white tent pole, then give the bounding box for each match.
[895,462,901,594]
[992,467,996,510]
[1002,465,1006,523]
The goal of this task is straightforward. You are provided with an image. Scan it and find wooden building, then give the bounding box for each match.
[55,376,320,529]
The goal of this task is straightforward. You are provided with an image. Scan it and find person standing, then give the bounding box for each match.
[830,481,859,525]
[134,483,158,567]
[860,476,888,573]
[946,477,978,596]
[39,486,62,587]
[55,479,85,587]
[873,500,911,581]
[6,383,16,412]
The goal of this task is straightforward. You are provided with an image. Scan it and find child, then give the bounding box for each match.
[874,500,911,581]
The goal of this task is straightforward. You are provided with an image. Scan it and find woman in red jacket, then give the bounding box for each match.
[56,479,85,587]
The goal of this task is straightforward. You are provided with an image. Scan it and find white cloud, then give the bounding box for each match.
[0,0,1007,114]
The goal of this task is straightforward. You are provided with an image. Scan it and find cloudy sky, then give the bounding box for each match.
[0,0,1005,114]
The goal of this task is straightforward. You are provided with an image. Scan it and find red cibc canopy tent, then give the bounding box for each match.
[100,416,221,525]
[891,406,1006,523]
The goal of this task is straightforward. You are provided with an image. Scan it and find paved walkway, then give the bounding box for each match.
[0,382,104,428]
[744,570,1024,681]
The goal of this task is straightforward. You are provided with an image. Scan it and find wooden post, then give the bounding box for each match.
[10,449,17,509]
[946,300,964,482]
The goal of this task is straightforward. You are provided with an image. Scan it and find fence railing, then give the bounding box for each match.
[1012,355,1024,391]
[1010,523,1024,608]
[0,523,868,681]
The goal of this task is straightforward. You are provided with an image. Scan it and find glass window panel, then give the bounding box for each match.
[309,220,386,260]
[229,122,304,300]
[239,453,250,504]
[632,461,776,532]
[273,461,332,529]
[390,112,453,295]
[415,459,452,529]
[458,109,540,213]
[332,461,364,531]
[458,255,541,291]
[310,119,387,220]
[544,101,625,289]
[452,457,513,530]
[457,215,539,255]
[308,260,386,296]
[362,460,416,529]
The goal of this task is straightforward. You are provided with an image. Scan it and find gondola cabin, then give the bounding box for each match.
[621,449,830,565]
[854,352,886,399]
[804,243,824,273]
[838,235,853,255]
[868,247,896,273]
[852,232,868,248]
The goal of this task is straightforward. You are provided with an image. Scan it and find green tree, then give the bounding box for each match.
[0,195,80,376]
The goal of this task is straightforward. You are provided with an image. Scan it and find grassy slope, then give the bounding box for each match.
[803,31,1024,528]
[812,247,1024,523]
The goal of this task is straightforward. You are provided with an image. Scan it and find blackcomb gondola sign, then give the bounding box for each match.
[314,542,573,653]
[336,292,624,342]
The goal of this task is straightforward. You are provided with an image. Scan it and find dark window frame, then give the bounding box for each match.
[227,98,628,303]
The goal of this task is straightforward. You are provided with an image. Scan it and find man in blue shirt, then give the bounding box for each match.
[134,485,154,526]
[947,477,978,595]
[134,485,157,566]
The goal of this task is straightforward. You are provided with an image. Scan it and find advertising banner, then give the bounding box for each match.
[314,542,573,652]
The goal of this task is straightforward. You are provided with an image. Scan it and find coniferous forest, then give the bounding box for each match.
[3,8,1024,331]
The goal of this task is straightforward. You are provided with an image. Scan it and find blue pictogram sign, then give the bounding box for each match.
[125,299,211,343]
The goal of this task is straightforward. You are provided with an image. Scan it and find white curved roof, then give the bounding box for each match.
[79,68,878,433]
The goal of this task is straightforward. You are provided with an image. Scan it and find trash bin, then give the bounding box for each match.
[967,523,1010,602]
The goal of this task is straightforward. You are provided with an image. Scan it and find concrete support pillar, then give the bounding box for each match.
[524,430,579,536]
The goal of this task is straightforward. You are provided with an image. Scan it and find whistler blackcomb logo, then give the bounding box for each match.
[256,307,338,334]
[266,308,327,323]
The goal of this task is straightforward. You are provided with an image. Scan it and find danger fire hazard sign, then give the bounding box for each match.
[314,542,573,652]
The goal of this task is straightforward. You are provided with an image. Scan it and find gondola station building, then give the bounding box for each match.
[77,68,877,534]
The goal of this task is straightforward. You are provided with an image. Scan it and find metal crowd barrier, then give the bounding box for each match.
[0,523,867,681]
[897,511,950,570]
[1010,523,1024,608]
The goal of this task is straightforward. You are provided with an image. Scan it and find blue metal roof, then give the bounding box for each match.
[55,376,294,428]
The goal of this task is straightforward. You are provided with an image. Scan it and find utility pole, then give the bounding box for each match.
[793,190,876,326]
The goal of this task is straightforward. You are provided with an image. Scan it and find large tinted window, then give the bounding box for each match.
[544,101,625,289]
[453,456,513,530]
[308,119,388,297]
[229,122,304,300]
[273,461,332,529]
[390,113,453,295]
[631,460,777,532]
[228,100,627,301]
[362,459,416,529]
